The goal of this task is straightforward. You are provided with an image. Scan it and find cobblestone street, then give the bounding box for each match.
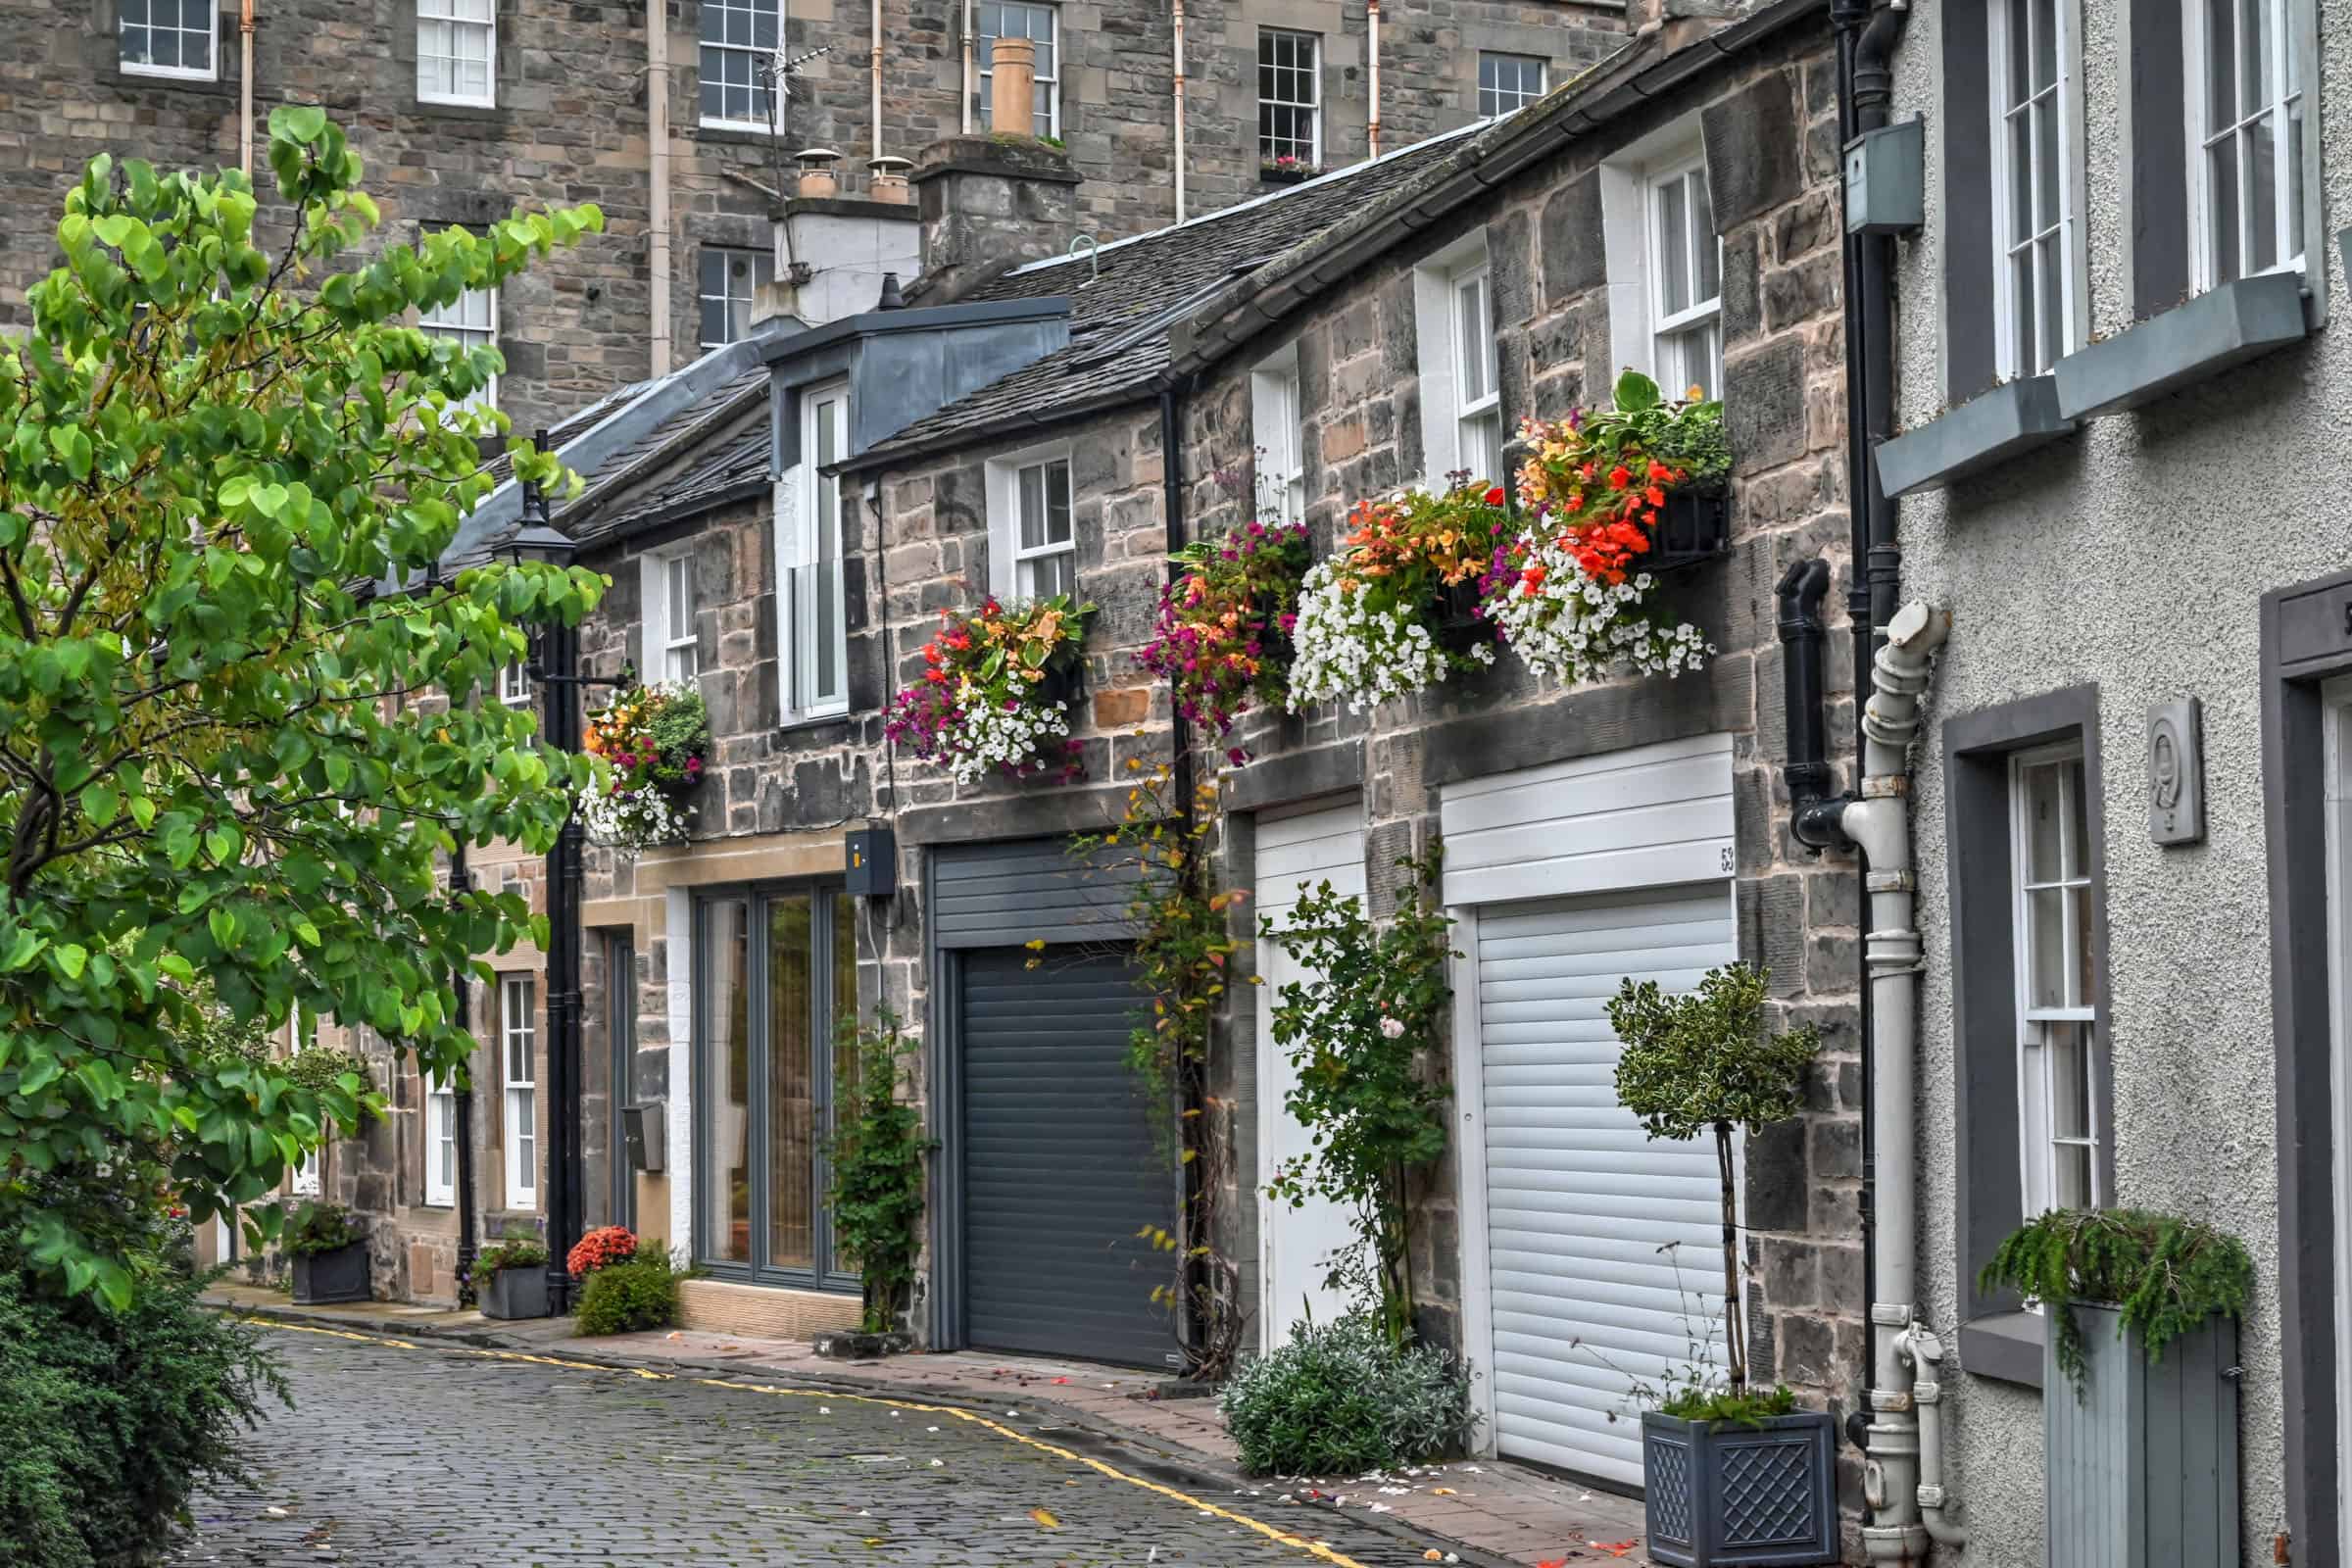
[172,1324,1495,1567]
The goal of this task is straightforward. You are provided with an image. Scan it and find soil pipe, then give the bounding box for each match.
[961,0,976,133]
[1366,0,1381,159]
[869,0,884,167]
[1171,0,1188,221]
[238,0,256,181]
[648,0,674,376]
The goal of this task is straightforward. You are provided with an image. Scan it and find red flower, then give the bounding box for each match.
[1484,486,1506,506]
[1607,465,1632,490]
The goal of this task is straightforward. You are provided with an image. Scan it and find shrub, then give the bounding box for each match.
[1218,1314,1477,1477]
[0,1264,285,1567]
[282,1202,360,1256]
[566,1225,638,1277]
[573,1248,687,1337]
[823,1010,933,1336]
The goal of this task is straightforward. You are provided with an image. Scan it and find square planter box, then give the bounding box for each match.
[2046,1304,2239,1568]
[289,1240,370,1305]
[479,1265,551,1321]
[1646,486,1731,574]
[1642,1408,1838,1567]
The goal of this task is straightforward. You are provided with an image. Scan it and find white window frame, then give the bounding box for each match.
[1451,264,1502,485]
[983,443,1076,603]
[699,0,780,131]
[419,288,499,415]
[502,975,537,1211]
[1257,29,1321,166]
[698,246,775,350]
[2186,0,2308,290]
[120,0,219,80]
[416,0,496,109]
[1988,0,2082,378]
[424,1078,457,1206]
[499,660,532,707]
[782,381,851,719]
[638,549,700,687]
[1477,52,1546,119]
[1409,231,1499,488]
[1250,348,1305,524]
[1646,154,1724,402]
[2008,742,2103,1221]
[976,1,1061,136]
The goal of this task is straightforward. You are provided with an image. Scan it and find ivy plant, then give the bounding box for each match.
[1608,962,1819,1400]
[822,1008,933,1336]
[1980,1208,2253,1396]
[0,108,606,1303]
[1261,845,1455,1349]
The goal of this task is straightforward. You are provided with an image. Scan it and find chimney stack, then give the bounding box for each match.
[989,36,1037,137]
[909,126,1079,302]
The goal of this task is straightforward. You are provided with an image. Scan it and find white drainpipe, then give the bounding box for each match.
[1899,1324,1971,1549]
[1837,599,1960,1567]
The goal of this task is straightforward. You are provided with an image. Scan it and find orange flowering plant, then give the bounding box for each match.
[566,1224,638,1276]
[580,681,710,851]
[885,594,1097,786]
[1286,480,1510,711]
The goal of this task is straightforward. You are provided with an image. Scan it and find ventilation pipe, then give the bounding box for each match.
[1171,0,1188,220]
[238,0,256,180]
[1366,0,1382,158]
[960,0,976,132]
[870,0,884,168]
[648,0,674,376]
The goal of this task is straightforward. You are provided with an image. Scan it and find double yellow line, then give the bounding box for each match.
[250,1317,1379,1567]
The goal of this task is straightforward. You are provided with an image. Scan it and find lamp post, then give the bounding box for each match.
[502,453,589,1315]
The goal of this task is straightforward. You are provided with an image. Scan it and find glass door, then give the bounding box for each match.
[696,887,858,1287]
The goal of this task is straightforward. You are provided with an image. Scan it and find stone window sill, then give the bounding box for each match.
[2053,270,2310,420]
[1875,375,2075,499]
[1960,1309,2045,1390]
[410,99,509,126]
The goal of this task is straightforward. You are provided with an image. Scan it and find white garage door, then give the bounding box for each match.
[1254,805,1365,1347]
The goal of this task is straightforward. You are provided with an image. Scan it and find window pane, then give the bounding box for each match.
[2287,91,2305,260]
[1658,176,1691,315]
[2053,1140,2094,1209]
[2239,0,2269,113]
[1018,464,1047,551]
[2246,114,2277,271]
[2210,134,2242,281]
[1044,459,1072,546]
[2035,237,2062,374]
[767,894,814,1271]
[703,901,753,1264]
[2024,761,2066,882]
[1033,552,1074,601]
[2029,0,2058,91]
[2028,887,2069,1008]
[2048,1020,2091,1139]
[2205,0,2237,130]
[1692,172,1720,301]
[2033,94,2059,235]
[2006,0,2033,103]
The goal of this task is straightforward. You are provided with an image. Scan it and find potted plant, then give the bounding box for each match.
[473,1233,551,1320]
[285,1202,370,1305]
[884,594,1095,787]
[1137,518,1313,765]
[1259,154,1326,184]
[581,679,710,853]
[1484,369,1727,687]
[1606,962,1834,1568]
[1285,481,1509,713]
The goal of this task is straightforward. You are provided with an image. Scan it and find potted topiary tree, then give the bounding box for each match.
[285,1201,370,1305]
[1607,962,1833,1568]
[472,1233,551,1320]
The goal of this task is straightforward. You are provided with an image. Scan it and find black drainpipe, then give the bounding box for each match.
[450,843,479,1305]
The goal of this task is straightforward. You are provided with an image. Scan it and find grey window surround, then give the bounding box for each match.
[2051,271,2310,421]
[1942,683,2114,1391]
[1874,375,2076,499]
[2259,567,2352,1568]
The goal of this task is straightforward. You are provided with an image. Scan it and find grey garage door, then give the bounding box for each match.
[960,947,1176,1367]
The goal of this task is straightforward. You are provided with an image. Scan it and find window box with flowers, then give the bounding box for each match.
[472,1233,550,1320]
[886,595,1096,787]
[1285,480,1507,713]
[1138,519,1313,765]
[581,682,710,853]
[1260,156,1327,185]
[1480,370,1727,687]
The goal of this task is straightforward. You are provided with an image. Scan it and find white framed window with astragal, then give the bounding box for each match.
[700,0,780,130]
[2187,0,2308,289]
[985,445,1076,602]
[419,288,499,414]
[501,975,537,1210]
[1250,348,1305,524]
[639,549,701,687]
[1478,53,1546,119]
[498,660,532,707]
[121,0,218,79]
[1988,0,2083,378]
[417,0,496,107]
[1647,155,1723,400]
[783,381,851,719]
[976,1,1060,134]
[2009,743,2104,1218]
[424,1076,457,1206]
[1450,263,1503,485]
[1258,29,1320,165]
[699,247,776,349]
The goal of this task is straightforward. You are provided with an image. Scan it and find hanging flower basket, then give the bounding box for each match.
[581,681,710,852]
[886,594,1096,787]
[1479,370,1729,686]
[1138,519,1313,765]
[1286,481,1508,713]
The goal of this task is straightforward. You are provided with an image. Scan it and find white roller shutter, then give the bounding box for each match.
[1253,806,1365,1347]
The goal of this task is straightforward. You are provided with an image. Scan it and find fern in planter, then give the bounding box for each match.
[1979,1208,2253,1396]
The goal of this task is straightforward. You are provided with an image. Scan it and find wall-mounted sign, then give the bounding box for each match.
[2147,698,2205,847]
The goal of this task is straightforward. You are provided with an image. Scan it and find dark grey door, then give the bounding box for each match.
[960,948,1175,1367]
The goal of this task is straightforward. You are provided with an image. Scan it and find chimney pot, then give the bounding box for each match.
[867,154,914,204]
[796,147,843,199]
[989,36,1037,138]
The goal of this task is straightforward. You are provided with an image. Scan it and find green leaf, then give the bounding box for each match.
[1613,368,1663,412]
[272,104,329,144]
[52,944,88,981]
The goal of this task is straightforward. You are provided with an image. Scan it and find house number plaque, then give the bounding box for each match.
[2146,697,2205,847]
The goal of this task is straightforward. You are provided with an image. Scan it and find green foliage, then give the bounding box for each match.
[281,1201,358,1257]
[1218,1313,1477,1477]
[1980,1208,2254,1396]
[573,1247,689,1337]
[1601,368,1732,481]
[0,1257,286,1567]
[1659,1382,1796,1427]
[0,110,607,1301]
[1608,962,1818,1395]
[473,1233,546,1276]
[1262,846,1455,1349]
[822,1008,932,1336]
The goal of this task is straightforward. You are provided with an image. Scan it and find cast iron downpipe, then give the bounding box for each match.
[450,844,479,1305]
[1775,560,1839,831]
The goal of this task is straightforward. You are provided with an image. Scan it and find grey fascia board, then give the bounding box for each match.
[1960,1310,2046,1390]
[1874,375,2075,498]
[2053,271,2311,420]
[756,296,1073,367]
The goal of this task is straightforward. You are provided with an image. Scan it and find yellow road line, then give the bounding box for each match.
[245,1317,1377,1568]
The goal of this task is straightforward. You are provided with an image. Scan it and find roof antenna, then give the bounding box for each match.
[1068,233,1101,285]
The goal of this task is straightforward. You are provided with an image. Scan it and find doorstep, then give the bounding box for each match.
[206,1283,1651,1564]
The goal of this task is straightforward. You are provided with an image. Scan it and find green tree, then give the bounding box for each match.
[1607,962,1819,1396]
[0,108,607,1304]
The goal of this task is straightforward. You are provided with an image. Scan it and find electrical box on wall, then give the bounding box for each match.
[1844,116,1926,235]
[846,824,897,898]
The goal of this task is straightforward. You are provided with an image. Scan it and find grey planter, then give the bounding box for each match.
[289,1240,370,1305]
[479,1265,550,1321]
[1642,1408,1838,1567]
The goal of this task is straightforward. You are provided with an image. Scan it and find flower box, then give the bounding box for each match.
[1259,161,1325,185]
[290,1239,370,1305]
[479,1264,550,1320]
[1431,577,1492,657]
[1644,484,1731,574]
[1033,654,1085,710]
[1642,1408,1838,1568]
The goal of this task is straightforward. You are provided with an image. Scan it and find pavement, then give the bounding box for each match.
[195,1285,1652,1567]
